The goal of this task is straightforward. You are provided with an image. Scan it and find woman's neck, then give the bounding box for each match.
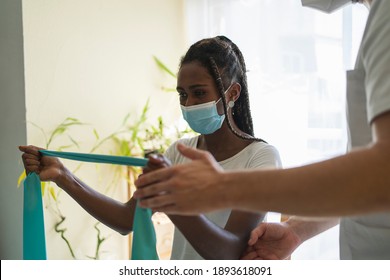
[197,123,254,162]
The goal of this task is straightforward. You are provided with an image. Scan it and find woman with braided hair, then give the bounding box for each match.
[147,35,281,259]
[19,36,281,259]
[135,0,390,260]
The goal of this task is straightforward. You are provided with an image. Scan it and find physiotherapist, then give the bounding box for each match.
[134,0,390,259]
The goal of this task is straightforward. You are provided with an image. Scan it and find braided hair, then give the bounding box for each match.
[179,36,265,142]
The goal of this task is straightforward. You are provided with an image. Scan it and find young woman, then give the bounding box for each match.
[19,36,281,259]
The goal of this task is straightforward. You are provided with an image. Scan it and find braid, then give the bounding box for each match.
[228,40,255,137]
[209,57,264,142]
[180,36,265,143]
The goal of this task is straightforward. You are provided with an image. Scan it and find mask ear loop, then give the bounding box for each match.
[216,82,232,117]
[224,83,237,113]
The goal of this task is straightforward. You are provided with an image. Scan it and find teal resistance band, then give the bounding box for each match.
[23,150,159,260]
[23,172,46,260]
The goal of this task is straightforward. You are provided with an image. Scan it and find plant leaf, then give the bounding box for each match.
[93,129,99,140]
[41,182,46,197]
[17,170,26,188]
[161,86,177,92]
[153,56,176,78]
[122,113,131,126]
[49,186,57,201]
[68,135,80,149]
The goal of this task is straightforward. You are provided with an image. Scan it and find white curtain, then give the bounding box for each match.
[185,0,368,259]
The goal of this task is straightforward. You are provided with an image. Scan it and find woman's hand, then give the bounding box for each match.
[19,145,66,184]
[142,153,172,174]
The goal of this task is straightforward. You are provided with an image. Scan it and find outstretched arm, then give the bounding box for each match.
[19,145,136,235]
[134,112,390,216]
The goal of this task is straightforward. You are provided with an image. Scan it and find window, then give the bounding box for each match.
[185,0,368,259]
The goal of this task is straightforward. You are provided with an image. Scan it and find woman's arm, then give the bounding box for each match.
[19,145,136,235]
[169,210,264,260]
[57,171,136,235]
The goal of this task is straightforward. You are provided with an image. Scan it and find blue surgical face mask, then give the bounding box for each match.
[181,98,225,135]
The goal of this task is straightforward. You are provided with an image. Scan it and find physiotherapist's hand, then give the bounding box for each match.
[19,145,67,184]
[240,222,301,260]
[133,143,225,215]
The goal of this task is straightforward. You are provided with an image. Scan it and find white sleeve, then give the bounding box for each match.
[247,144,282,170]
[163,141,175,163]
[361,0,390,122]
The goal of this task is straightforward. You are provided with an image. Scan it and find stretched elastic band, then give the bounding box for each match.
[23,150,158,260]
[40,150,148,167]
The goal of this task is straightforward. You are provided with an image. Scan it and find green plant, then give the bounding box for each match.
[19,101,194,259]
[18,56,194,259]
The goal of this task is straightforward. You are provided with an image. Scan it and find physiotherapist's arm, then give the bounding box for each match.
[134,112,390,216]
[222,112,390,216]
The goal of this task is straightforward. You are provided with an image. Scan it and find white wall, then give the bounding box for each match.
[22,0,187,259]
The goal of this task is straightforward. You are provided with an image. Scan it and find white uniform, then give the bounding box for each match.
[164,136,281,259]
[340,0,390,259]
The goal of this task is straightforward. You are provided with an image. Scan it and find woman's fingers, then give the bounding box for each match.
[19,145,43,173]
[19,145,44,155]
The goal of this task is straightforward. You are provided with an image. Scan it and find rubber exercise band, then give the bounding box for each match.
[23,150,158,260]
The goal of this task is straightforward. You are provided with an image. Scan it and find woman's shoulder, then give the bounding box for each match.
[245,140,282,168]
[164,135,199,162]
[248,140,279,155]
[170,135,199,149]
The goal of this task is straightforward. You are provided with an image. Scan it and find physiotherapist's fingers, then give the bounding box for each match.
[134,166,174,189]
[134,176,173,199]
[240,246,255,260]
[248,224,267,246]
[142,167,151,174]
[137,189,175,208]
[139,193,199,216]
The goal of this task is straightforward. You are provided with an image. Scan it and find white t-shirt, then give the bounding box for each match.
[340,0,390,260]
[164,136,282,260]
